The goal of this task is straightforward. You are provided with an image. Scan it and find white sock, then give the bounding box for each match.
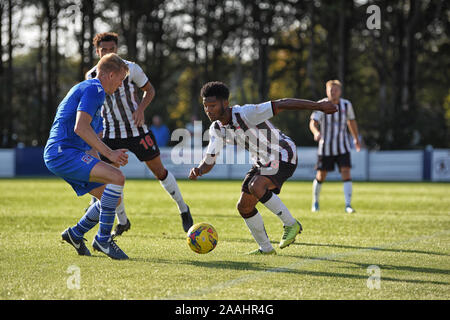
[160,170,188,213]
[343,180,352,206]
[115,195,128,225]
[312,178,322,204]
[244,212,274,252]
[260,192,296,227]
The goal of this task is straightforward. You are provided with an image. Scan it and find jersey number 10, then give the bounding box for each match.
[139,134,154,150]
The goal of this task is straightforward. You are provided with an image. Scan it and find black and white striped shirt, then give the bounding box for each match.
[311,98,356,156]
[86,60,150,139]
[206,102,297,166]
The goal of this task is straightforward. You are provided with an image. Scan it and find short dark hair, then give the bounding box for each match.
[200,81,230,100]
[93,32,119,48]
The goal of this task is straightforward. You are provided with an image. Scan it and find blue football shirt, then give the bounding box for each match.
[45,78,105,156]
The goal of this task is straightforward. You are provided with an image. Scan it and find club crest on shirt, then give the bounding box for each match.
[81,154,94,164]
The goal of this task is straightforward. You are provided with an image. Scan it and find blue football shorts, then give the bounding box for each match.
[44,146,103,196]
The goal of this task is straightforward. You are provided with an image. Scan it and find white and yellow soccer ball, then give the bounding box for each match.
[186,222,218,254]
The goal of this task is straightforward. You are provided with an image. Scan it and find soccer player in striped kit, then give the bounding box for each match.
[189,81,337,254]
[86,32,193,235]
[309,80,361,213]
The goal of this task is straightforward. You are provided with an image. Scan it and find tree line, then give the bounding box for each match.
[0,0,448,149]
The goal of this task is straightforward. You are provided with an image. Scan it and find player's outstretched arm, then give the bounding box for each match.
[74,111,128,166]
[272,98,337,115]
[189,154,216,180]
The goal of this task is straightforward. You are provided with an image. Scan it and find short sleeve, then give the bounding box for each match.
[129,62,149,88]
[242,101,274,125]
[346,100,356,120]
[310,111,323,122]
[78,84,105,118]
[205,122,224,156]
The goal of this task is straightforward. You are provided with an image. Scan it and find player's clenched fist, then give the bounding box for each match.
[313,131,322,142]
[189,167,202,180]
[318,101,338,114]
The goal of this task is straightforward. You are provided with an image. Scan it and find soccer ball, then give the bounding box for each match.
[186,222,218,254]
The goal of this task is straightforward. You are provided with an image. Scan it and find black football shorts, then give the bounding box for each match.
[242,160,297,195]
[315,152,351,172]
[100,130,160,163]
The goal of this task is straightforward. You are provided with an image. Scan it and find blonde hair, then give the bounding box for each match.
[97,53,129,75]
[326,80,342,88]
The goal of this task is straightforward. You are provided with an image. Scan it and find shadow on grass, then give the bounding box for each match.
[266,269,449,286]
[129,256,266,269]
[281,253,450,279]
[292,241,450,257]
[219,237,449,257]
[128,257,449,287]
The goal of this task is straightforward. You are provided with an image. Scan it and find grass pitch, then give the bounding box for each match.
[0,178,449,300]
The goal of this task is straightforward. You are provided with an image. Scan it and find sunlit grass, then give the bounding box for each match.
[0,179,449,300]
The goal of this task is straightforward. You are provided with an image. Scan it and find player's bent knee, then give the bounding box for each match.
[110,169,126,186]
[237,206,258,219]
[116,172,126,186]
[236,201,245,213]
[90,162,126,186]
[237,201,251,214]
[316,170,327,181]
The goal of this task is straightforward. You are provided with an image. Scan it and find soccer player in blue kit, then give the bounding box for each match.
[44,53,130,260]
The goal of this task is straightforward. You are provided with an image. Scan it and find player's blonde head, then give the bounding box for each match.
[326,80,342,88]
[97,53,129,76]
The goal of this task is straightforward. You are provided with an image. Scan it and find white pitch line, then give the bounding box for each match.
[162,230,450,300]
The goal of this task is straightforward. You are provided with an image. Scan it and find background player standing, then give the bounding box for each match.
[309,80,361,213]
[86,32,193,235]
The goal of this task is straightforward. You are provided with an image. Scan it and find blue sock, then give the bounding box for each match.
[70,201,100,240]
[96,184,123,242]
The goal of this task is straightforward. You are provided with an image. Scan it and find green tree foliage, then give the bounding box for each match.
[0,0,448,149]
